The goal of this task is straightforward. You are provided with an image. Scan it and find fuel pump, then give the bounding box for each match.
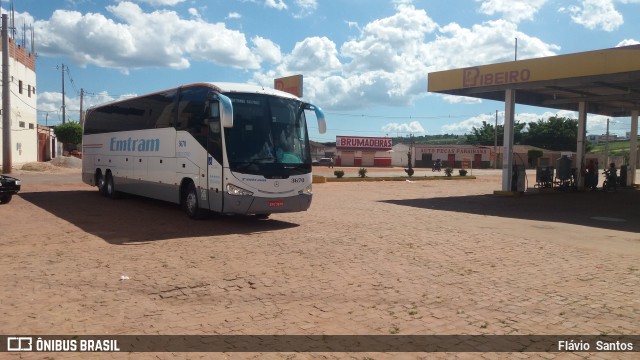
[511,164,526,192]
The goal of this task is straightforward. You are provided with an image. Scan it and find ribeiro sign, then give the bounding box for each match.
[463,67,531,88]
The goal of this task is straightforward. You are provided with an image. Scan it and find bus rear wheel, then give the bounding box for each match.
[183,182,204,219]
[105,172,118,199]
[96,170,107,196]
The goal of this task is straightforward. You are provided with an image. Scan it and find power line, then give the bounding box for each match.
[325,112,478,120]
[65,66,79,95]
[8,88,53,113]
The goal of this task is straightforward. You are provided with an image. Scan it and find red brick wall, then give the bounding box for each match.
[8,38,35,71]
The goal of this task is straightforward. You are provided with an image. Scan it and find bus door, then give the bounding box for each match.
[206,104,225,213]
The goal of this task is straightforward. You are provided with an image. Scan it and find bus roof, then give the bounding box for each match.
[206,82,300,100]
[87,82,301,111]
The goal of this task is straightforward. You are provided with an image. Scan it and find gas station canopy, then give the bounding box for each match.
[428,44,640,117]
[428,44,640,192]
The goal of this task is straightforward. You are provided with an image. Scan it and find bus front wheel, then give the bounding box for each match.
[183,182,204,219]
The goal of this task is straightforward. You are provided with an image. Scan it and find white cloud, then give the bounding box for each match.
[345,21,360,31]
[477,0,548,23]
[565,0,623,31]
[431,20,559,68]
[37,90,137,124]
[440,94,482,105]
[283,37,342,74]
[34,1,262,71]
[252,36,282,63]
[441,113,495,134]
[439,110,618,135]
[240,0,287,10]
[227,12,242,19]
[37,92,66,117]
[32,0,567,117]
[382,121,426,134]
[127,0,187,6]
[617,38,640,46]
[188,8,200,19]
[254,1,559,111]
[294,0,317,17]
[241,0,316,17]
[265,0,287,10]
[292,3,439,109]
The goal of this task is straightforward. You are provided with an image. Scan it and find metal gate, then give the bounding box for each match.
[362,151,375,167]
[340,151,355,166]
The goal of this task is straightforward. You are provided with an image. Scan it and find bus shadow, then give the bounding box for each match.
[20,190,300,245]
[381,188,640,233]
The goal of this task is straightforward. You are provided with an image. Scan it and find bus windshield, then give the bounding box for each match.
[224,93,311,176]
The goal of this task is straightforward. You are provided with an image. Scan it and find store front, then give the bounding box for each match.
[335,136,392,167]
[391,144,492,168]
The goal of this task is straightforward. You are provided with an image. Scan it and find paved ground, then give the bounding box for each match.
[1,167,638,359]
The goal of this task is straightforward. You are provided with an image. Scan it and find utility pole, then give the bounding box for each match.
[409,133,414,167]
[79,88,84,126]
[494,110,498,169]
[2,14,11,174]
[61,64,66,124]
[604,118,610,166]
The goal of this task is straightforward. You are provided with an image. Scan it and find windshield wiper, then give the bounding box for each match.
[235,158,274,170]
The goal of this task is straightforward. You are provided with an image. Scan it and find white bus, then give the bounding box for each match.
[82,82,326,218]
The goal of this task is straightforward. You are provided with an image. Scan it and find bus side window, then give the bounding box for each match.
[176,87,207,131]
[151,90,177,129]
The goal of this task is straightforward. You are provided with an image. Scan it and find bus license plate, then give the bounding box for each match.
[269,200,284,208]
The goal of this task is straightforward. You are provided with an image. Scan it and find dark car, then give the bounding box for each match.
[318,158,333,167]
[0,174,21,204]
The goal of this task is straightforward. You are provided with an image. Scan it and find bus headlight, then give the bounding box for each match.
[226,184,254,196]
[299,184,312,195]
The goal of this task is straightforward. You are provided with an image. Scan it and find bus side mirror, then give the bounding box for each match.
[305,104,326,134]
[213,93,234,128]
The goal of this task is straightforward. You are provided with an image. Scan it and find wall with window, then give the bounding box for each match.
[0,39,37,166]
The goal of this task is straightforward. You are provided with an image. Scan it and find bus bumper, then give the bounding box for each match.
[223,193,313,215]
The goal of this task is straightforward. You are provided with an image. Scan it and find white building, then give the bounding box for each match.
[0,37,37,168]
[587,134,619,143]
[392,144,493,168]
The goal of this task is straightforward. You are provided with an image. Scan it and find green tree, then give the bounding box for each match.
[54,122,83,151]
[527,149,544,167]
[465,121,525,146]
[523,116,577,151]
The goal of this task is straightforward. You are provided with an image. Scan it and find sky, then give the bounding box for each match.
[5,0,640,143]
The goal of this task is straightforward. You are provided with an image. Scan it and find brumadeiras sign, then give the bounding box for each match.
[336,136,392,150]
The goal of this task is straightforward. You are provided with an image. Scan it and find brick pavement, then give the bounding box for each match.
[0,170,638,359]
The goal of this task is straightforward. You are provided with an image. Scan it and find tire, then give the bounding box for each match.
[105,172,118,199]
[0,194,12,204]
[183,182,204,219]
[96,170,107,196]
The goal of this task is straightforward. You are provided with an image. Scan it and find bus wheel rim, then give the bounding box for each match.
[187,192,197,212]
